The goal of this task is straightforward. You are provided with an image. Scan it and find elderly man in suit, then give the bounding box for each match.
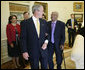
[20,5,49,69]
[47,12,65,69]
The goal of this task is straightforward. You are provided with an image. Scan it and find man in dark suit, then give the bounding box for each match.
[20,12,30,28]
[66,14,78,47]
[20,12,30,67]
[20,5,49,69]
[47,12,65,69]
[20,12,30,30]
[23,12,29,20]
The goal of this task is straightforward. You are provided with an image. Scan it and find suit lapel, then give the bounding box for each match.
[39,19,44,38]
[54,21,58,34]
[74,19,76,25]
[50,21,52,34]
[30,17,38,38]
[70,19,72,26]
[31,18,43,38]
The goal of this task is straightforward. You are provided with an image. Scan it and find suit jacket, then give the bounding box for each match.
[66,19,78,33]
[20,17,49,59]
[77,27,84,37]
[47,20,65,46]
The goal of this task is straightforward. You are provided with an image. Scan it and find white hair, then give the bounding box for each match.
[32,4,43,14]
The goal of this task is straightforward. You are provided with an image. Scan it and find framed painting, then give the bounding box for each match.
[73,2,84,12]
[9,3,29,23]
[74,14,83,22]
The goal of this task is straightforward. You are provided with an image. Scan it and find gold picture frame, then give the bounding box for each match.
[9,3,29,23]
[73,2,84,12]
[34,2,48,20]
[74,14,83,22]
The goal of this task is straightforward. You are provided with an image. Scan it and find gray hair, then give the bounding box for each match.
[32,4,43,14]
[51,11,59,17]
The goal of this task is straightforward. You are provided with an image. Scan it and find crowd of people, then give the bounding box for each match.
[6,4,84,69]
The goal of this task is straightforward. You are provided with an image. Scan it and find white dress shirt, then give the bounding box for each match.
[32,16,39,35]
[32,16,48,44]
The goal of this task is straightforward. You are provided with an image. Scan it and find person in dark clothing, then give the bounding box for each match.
[77,27,84,37]
[20,12,30,67]
[20,5,49,69]
[66,14,78,47]
[6,15,21,68]
[47,12,65,69]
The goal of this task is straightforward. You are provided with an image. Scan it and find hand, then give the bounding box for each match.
[60,45,64,50]
[68,26,72,28]
[10,43,14,48]
[74,25,77,28]
[45,33,48,37]
[23,52,29,60]
[41,43,48,50]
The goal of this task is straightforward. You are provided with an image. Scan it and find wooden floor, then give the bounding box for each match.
[1,44,76,69]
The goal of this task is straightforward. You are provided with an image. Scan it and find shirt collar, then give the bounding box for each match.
[52,20,57,24]
[32,16,39,21]
[71,18,74,21]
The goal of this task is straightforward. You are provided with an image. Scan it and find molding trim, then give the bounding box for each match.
[1,39,12,65]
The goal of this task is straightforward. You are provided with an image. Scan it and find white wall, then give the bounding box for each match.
[1,1,10,40]
[1,1,11,64]
[1,1,84,64]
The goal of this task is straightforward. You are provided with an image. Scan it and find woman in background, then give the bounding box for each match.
[6,15,21,68]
